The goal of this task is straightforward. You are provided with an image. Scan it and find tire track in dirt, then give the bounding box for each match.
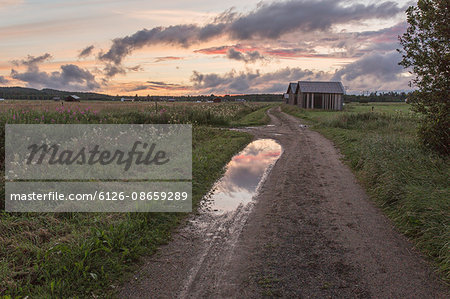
[120,107,448,298]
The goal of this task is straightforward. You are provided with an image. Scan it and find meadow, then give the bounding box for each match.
[282,102,449,281]
[0,101,272,297]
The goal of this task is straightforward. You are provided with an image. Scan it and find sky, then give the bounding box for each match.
[0,0,414,95]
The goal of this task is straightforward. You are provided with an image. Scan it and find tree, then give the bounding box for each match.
[398,0,449,155]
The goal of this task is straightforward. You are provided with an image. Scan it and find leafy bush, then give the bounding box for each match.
[399,0,450,155]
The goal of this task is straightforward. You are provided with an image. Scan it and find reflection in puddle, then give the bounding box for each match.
[202,139,282,214]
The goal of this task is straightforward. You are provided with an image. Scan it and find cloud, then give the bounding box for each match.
[226,48,266,63]
[120,84,151,92]
[116,81,189,92]
[265,47,319,58]
[262,21,408,59]
[127,65,143,71]
[10,54,100,91]
[11,53,52,67]
[251,21,408,60]
[193,20,408,66]
[357,21,408,53]
[78,45,95,58]
[146,81,189,90]
[98,23,226,65]
[194,45,230,55]
[103,63,126,77]
[0,75,9,84]
[190,51,412,94]
[98,0,405,66]
[191,67,330,93]
[196,44,337,59]
[359,22,407,44]
[102,64,143,78]
[154,56,184,63]
[333,51,404,82]
[332,51,411,91]
[228,0,403,40]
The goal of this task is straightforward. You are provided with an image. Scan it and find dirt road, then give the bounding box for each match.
[120,107,448,298]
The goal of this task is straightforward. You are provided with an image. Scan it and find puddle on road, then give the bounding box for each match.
[201,139,282,215]
[181,139,282,292]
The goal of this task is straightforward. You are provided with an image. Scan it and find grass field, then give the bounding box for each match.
[343,102,411,113]
[0,101,270,297]
[282,102,449,281]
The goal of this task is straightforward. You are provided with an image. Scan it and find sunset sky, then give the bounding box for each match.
[0,0,414,95]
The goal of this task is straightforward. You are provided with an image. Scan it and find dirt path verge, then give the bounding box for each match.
[120,107,448,298]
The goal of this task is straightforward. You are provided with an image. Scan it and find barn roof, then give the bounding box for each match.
[297,81,344,94]
[287,82,297,93]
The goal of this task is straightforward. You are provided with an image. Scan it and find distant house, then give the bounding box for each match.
[0,98,4,101]
[286,81,344,110]
[168,98,176,102]
[121,97,134,102]
[213,98,221,103]
[65,95,80,102]
[52,96,61,101]
[286,82,298,105]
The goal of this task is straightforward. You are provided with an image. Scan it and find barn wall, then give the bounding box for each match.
[289,92,296,105]
[289,90,343,111]
[298,92,304,108]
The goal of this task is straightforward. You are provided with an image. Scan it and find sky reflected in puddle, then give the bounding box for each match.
[202,139,282,214]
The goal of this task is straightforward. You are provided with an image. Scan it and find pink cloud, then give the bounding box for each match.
[154,56,185,63]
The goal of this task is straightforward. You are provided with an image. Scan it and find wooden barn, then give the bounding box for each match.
[65,95,80,102]
[286,81,344,110]
[285,82,298,105]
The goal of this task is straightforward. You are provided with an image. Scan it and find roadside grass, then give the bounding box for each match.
[281,103,449,281]
[343,102,411,113]
[231,104,274,127]
[0,103,262,297]
[0,127,252,297]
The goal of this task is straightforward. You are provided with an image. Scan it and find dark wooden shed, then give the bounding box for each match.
[65,95,81,102]
[291,81,344,110]
[286,83,298,105]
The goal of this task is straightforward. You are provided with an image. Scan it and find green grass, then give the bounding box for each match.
[231,104,274,127]
[282,103,449,281]
[0,103,266,297]
[343,102,411,113]
[0,127,252,297]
